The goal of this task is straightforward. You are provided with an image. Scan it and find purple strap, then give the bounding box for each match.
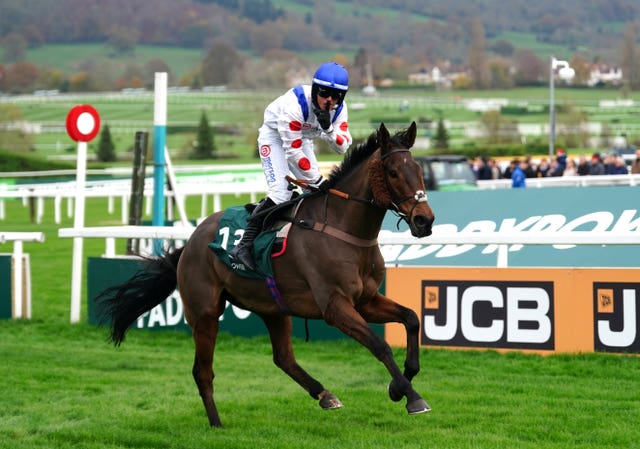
[265,276,290,314]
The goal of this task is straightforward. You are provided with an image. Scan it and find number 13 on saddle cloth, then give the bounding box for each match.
[208,205,291,280]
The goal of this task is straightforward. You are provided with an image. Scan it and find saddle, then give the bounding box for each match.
[208,198,302,280]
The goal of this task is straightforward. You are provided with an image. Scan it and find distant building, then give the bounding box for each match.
[408,64,469,89]
[408,66,443,86]
[588,65,623,87]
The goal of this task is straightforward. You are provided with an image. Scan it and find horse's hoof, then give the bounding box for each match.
[406,398,431,415]
[319,392,343,410]
[387,381,403,402]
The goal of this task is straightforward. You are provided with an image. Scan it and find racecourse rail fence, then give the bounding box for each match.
[58,225,640,323]
[0,231,45,319]
[3,168,640,224]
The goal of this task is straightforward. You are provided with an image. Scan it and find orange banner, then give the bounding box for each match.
[385,267,640,354]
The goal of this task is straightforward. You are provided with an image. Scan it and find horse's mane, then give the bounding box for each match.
[327,126,409,188]
[327,133,378,186]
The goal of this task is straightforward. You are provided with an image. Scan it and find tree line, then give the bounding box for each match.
[1,0,640,93]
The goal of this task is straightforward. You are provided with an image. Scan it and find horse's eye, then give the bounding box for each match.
[389,170,398,178]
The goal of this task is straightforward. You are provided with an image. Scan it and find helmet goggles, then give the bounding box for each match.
[316,85,346,102]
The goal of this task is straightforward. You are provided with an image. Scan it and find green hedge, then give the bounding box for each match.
[0,149,75,171]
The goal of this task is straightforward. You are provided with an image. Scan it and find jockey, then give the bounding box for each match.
[229,61,352,271]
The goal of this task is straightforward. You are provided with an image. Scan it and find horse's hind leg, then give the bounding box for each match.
[260,314,343,410]
[191,310,225,427]
[356,292,423,404]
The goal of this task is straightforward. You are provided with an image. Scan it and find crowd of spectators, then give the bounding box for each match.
[472,148,640,188]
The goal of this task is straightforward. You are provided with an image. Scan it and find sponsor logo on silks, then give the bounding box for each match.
[261,154,276,183]
[594,282,640,353]
[421,280,554,350]
[259,144,271,157]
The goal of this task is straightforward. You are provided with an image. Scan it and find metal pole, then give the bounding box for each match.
[127,131,148,255]
[152,73,168,255]
[549,56,555,158]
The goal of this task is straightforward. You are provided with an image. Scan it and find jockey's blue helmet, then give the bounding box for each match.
[311,62,348,108]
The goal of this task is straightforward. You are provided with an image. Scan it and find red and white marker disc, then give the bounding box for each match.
[66,104,100,142]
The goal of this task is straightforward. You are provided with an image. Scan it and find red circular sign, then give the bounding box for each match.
[66,104,100,142]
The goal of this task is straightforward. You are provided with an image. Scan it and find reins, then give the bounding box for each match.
[285,176,378,247]
[284,145,427,240]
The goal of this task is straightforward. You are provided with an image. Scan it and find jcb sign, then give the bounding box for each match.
[385,267,640,354]
[594,283,640,352]
[422,281,554,350]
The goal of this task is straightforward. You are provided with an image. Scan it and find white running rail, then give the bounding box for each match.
[0,231,45,319]
[58,225,640,322]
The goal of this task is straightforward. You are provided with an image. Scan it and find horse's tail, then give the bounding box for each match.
[95,247,184,346]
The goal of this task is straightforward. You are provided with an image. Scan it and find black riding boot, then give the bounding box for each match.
[228,198,275,271]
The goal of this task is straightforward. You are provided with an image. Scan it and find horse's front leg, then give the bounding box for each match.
[324,296,429,415]
[260,314,343,410]
[356,292,422,403]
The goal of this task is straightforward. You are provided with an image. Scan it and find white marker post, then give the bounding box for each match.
[152,72,168,254]
[66,105,100,323]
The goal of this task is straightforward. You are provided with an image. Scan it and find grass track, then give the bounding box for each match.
[1,196,639,448]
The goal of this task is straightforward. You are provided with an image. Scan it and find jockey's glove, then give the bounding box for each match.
[315,107,332,132]
[313,176,330,192]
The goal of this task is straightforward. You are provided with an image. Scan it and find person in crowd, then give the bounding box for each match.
[589,152,605,175]
[536,157,550,177]
[609,153,629,175]
[474,156,493,180]
[502,159,515,179]
[229,61,352,270]
[555,148,567,172]
[489,158,502,179]
[632,149,640,174]
[562,158,578,176]
[511,158,527,188]
[547,157,564,177]
[577,154,590,176]
[523,155,536,178]
[602,152,615,175]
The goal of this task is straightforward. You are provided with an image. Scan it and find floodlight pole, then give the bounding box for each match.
[549,56,574,158]
[549,56,556,159]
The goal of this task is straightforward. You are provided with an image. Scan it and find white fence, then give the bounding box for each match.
[0,176,268,224]
[58,225,640,322]
[3,170,640,224]
[0,231,45,319]
[478,173,640,189]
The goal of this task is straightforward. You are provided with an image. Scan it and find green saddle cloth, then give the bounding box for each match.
[208,206,281,280]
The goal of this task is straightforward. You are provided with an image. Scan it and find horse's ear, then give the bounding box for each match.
[378,122,391,155]
[400,121,417,149]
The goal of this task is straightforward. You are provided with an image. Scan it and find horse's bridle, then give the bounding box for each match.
[379,148,428,228]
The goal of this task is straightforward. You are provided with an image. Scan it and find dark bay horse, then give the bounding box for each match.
[99,122,435,427]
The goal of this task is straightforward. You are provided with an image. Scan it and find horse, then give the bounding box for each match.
[98,122,435,427]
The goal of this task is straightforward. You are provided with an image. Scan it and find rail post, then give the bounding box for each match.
[126,131,149,255]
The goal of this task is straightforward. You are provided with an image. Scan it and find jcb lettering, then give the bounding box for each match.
[594,283,640,353]
[422,281,554,350]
